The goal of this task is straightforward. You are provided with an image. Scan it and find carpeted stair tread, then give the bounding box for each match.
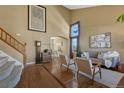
[0,50,23,88]
[0,61,15,80]
[0,57,9,67]
[0,65,22,88]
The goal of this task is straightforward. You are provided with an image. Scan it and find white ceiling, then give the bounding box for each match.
[63,5,100,10]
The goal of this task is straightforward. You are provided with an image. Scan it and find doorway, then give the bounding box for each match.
[50,36,68,57]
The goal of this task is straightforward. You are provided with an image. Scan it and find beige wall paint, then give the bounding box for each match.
[71,5,124,63]
[0,5,70,63]
[1,5,124,63]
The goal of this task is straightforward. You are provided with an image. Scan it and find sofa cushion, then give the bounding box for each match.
[90,58,104,63]
[88,51,98,58]
[97,52,106,59]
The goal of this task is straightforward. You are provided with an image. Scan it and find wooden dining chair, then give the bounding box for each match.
[59,54,76,71]
[74,57,102,83]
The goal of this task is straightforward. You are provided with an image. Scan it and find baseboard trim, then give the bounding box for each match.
[26,62,35,65]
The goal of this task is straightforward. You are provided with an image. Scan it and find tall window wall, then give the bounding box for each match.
[70,21,80,58]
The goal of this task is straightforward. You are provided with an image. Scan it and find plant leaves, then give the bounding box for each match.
[117,15,121,22]
[122,14,124,22]
[117,14,124,23]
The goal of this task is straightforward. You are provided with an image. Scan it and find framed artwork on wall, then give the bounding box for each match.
[28,5,46,32]
[89,32,111,48]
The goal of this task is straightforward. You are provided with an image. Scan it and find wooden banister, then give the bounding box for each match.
[0,27,26,65]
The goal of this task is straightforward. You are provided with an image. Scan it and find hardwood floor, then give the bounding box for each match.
[16,57,124,88]
[16,64,65,88]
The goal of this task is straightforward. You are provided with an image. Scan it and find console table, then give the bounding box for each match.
[41,52,52,62]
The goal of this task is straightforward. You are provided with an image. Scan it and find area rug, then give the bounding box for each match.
[67,65,124,88]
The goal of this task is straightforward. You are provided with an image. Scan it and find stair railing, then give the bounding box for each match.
[0,27,26,65]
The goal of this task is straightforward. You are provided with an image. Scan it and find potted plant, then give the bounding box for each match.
[77,47,82,57]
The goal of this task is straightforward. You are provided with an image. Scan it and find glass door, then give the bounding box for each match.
[71,38,78,52]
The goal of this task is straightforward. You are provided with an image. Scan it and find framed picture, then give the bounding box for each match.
[28,5,46,32]
[89,32,111,48]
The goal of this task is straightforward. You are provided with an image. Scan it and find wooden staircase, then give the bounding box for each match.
[0,27,26,87]
[0,50,23,87]
[0,27,26,64]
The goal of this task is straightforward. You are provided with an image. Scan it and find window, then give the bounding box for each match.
[71,38,78,51]
[70,22,80,57]
[71,24,79,37]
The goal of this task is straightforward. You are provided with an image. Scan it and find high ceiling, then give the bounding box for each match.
[63,5,100,10]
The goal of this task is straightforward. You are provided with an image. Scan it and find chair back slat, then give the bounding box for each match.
[75,58,92,75]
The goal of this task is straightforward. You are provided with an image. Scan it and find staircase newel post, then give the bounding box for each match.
[23,43,27,66]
